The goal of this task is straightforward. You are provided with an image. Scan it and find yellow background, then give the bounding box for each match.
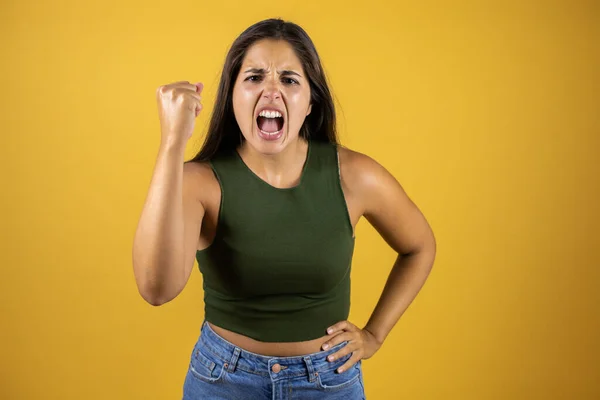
[1,0,598,399]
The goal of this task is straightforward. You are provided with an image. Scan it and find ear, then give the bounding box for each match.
[306,103,312,116]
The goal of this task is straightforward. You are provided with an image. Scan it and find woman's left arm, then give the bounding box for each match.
[323,148,437,371]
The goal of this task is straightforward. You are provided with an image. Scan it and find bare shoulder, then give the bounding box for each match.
[337,145,434,255]
[337,145,400,198]
[183,160,220,207]
[183,159,214,177]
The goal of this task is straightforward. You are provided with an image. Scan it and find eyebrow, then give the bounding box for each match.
[243,68,302,77]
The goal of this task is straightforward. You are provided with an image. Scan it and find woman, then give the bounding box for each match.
[133,18,436,399]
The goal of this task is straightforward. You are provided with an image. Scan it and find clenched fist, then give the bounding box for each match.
[156,81,204,147]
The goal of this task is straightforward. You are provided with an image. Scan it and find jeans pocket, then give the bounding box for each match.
[188,344,227,384]
[316,358,362,392]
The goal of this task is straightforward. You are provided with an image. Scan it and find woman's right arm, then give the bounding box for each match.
[132,143,205,306]
[132,81,205,306]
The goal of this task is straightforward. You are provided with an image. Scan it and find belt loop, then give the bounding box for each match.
[226,347,241,372]
[303,356,318,382]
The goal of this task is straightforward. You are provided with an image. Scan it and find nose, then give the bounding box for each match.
[262,77,281,100]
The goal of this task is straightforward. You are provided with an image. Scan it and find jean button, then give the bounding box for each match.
[272,363,281,373]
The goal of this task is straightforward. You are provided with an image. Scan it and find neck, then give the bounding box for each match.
[237,138,309,189]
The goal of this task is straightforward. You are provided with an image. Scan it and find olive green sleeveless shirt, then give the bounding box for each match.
[195,139,355,342]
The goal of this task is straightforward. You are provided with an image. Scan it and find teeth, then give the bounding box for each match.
[259,110,282,118]
[260,129,281,136]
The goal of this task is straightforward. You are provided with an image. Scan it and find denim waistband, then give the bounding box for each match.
[198,319,353,381]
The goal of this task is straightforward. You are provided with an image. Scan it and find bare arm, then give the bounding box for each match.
[132,141,205,306]
[340,148,437,344]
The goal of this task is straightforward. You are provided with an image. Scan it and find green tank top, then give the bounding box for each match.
[195,139,355,342]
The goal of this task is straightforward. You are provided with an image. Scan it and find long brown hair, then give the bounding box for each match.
[188,18,338,163]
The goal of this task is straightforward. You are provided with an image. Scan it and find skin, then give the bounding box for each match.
[186,39,437,373]
[232,38,313,186]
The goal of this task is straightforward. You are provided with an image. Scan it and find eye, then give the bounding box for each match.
[282,77,299,85]
[245,75,262,82]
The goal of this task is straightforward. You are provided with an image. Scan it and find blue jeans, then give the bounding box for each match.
[182,320,366,399]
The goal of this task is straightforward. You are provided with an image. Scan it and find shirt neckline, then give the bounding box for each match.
[233,140,312,191]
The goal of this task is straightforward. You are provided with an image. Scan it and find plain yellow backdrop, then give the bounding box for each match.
[1,0,598,399]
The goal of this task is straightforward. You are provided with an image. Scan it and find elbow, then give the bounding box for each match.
[148,299,168,307]
[143,293,168,307]
[132,263,179,307]
[139,289,172,307]
[418,223,437,257]
[425,230,437,260]
[132,255,186,307]
[404,230,437,269]
[420,229,437,267]
[136,282,176,307]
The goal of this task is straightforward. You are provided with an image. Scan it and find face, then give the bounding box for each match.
[232,39,312,155]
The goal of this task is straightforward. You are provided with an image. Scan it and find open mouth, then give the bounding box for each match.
[256,109,285,138]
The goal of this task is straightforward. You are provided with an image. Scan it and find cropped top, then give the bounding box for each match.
[195,139,355,342]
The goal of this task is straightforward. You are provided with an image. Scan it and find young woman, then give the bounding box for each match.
[133,18,436,399]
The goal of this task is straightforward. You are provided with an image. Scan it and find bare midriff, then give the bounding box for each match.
[207,322,333,357]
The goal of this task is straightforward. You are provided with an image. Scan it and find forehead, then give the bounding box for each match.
[241,39,303,70]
